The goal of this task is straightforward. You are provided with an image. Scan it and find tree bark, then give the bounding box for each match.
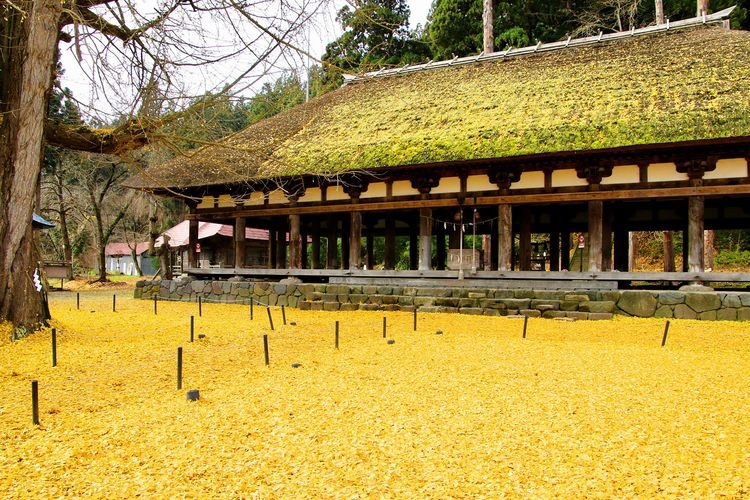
[483,0,494,54]
[663,231,675,272]
[655,0,665,24]
[0,0,63,330]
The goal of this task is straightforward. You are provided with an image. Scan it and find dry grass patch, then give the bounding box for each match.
[1,292,749,497]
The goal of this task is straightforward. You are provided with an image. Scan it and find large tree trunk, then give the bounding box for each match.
[483,0,494,53]
[0,0,63,331]
[655,0,665,24]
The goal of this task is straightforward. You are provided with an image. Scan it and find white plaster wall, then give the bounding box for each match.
[431,176,460,195]
[360,181,388,199]
[601,165,640,185]
[392,180,419,197]
[326,185,351,201]
[511,171,545,190]
[704,158,748,180]
[551,169,588,187]
[466,174,496,192]
[298,187,322,203]
[648,163,688,182]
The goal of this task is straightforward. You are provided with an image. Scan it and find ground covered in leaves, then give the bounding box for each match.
[1,293,749,497]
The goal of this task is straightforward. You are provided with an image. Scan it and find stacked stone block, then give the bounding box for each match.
[135,278,750,320]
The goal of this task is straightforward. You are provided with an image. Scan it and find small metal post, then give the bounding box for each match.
[51,328,57,367]
[76,292,80,310]
[112,294,116,312]
[250,297,254,320]
[153,295,158,315]
[263,334,270,366]
[31,380,39,425]
[281,305,287,325]
[266,307,274,331]
[177,347,183,390]
[413,308,417,331]
[382,317,387,338]
[523,316,529,339]
[198,296,202,317]
[661,320,671,347]
[335,321,339,349]
[190,316,194,343]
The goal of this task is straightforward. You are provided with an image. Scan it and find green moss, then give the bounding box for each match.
[135,27,750,190]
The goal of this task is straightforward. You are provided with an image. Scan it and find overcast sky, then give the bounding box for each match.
[59,0,435,120]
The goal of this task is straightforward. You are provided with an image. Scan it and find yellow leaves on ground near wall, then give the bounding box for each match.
[1,292,749,497]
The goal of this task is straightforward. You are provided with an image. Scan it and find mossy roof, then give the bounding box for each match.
[132,26,750,191]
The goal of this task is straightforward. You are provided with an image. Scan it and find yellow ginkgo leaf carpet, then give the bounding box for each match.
[1,292,748,497]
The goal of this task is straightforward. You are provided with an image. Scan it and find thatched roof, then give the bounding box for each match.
[131,25,750,191]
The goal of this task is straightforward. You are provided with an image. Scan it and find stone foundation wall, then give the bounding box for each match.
[135,278,750,321]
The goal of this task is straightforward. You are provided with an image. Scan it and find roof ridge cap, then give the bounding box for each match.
[344,6,737,84]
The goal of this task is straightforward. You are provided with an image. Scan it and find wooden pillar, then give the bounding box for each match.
[436,225,446,270]
[588,200,603,272]
[326,216,337,269]
[601,204,612,271]
[288,214,301,269]
[682,229,689,272]
[341,215,350,269]
[188,219,198,268]
[418,207,432,271]
[613,228,629,271]
[234,216,246,268]
[519,207,531,271]
[384,217,395,270]
[276,218,287,269]
[549,232,560,272]
[365,228,374,270]
[688,196,705,272]
[560,231,571,271]
[311,219,321,269]
[349,211,362,270]
[268,225,277,269]
[498,204,513,271]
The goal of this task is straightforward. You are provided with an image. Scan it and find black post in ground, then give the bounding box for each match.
[266,307,274,331]
[250,298,254,320]
[661,320,671,347]
[76,292,80,310]
[523,316,529,339]
[413,308,417,331]
[51,328,57,367]
[177,347,183,390]
[153,295,158,315]
[281,305,287,325]
[112,294,116,312]
[31,380,39,425]
[263,335,270,366]
[190,316,194,343]
[198,296,202,317]
[383,317,387,338]
[335,321,339,349]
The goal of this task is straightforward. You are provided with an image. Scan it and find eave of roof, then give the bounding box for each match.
[130,16,750,192]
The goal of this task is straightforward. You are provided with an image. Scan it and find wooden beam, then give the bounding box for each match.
[419,207,432,271]
[189,184,750,220]
[188,219,198,268]
[234,216,246,268]
[349,211,362,270]
[688,196,705,272]
[289,214,301,269]
[498,204,512,271]
[588,200,603,272]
